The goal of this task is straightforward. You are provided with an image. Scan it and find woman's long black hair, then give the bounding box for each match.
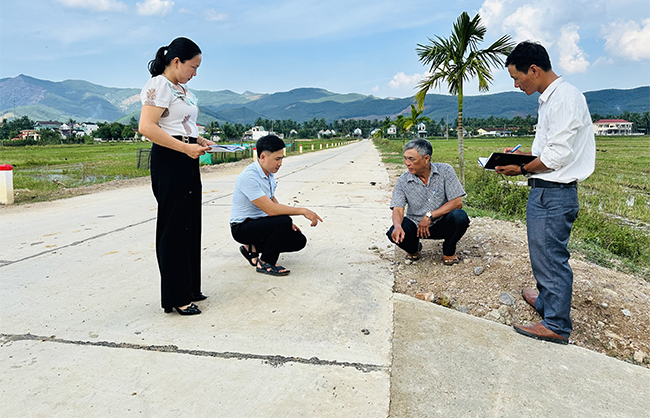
[148,37,201,77]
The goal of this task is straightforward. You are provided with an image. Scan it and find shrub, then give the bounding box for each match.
[573,209,649,262]
[464,169,529,218]
[0,139,38,147]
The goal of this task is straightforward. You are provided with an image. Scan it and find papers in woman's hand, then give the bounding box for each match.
[207,144,246,153]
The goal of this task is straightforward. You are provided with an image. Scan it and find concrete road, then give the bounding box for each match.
[390,293,650,418]
[1,139,394,417]
[2,139,649,418]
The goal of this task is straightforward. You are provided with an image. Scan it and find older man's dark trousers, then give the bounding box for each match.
[386,209,469,256]
[231,215,307,265]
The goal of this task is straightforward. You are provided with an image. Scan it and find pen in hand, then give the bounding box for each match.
[510,144,522,153]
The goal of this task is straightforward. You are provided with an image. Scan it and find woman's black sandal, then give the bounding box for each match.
[239,245,259,267]
[256,261,290,276]
[164,303,201,315]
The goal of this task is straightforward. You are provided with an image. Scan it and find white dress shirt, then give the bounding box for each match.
[531,77,596,183]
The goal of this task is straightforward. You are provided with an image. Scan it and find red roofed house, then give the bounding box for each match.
[12,130,40,141]
[593,119,632,136]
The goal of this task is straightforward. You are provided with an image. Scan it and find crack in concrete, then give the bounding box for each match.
[0,333,386,373]
[0,218,156,268]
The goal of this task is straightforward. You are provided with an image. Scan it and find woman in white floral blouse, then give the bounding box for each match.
[139,37,215,316]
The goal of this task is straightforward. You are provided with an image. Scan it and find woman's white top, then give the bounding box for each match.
[140,75,199,138]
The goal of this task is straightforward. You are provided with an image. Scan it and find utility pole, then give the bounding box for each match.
[445,114,448,140]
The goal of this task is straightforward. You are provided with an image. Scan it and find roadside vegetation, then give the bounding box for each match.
[374,136,650,280]
[0,142,153,203]
[0,138,355,204]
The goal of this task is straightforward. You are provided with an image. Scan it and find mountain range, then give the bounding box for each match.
[1,74,648,126]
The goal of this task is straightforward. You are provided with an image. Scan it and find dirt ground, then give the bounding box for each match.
[379,164,650,369]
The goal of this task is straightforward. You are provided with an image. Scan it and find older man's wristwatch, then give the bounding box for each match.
[426,211,432,219]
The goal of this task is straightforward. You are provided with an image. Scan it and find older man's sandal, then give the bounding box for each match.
[405,243,423,261]
[443,256,460,265]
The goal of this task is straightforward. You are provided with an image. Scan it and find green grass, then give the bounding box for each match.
[0,142,153,203]
[374,136,650,279]
[0,139,357,204]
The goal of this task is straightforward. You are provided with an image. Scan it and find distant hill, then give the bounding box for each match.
[1,74,648,125]
[0,75,141,122]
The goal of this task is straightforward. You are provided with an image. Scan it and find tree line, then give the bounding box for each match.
[2,111,649,145]
[0,116,140,145]
[183,111,650,140]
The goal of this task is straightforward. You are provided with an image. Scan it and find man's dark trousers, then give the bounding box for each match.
[386,209,469,256]
[231,215,306,265]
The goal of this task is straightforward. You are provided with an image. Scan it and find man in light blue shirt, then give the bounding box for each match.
[230,135,322,276]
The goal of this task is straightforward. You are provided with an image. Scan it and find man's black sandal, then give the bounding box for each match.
[256,261,290,276]
[239,245,258,267]
[405,242,422,261]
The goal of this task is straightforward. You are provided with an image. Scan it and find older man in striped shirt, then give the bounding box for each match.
[387,138,470,266]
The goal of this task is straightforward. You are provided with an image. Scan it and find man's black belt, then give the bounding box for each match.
[172,135,197,143]
[528,178,577,188]
[230,218,252,228]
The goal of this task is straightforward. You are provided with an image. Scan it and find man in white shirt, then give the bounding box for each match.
[496,41,596,344]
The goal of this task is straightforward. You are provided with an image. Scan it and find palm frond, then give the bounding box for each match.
[415,70,448,107]
[414,12,514,113]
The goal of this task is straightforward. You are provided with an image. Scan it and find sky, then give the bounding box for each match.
[1,0,649,99]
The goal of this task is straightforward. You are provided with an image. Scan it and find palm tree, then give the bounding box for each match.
[375,116,392,138]
[207,121,220,140]
[642,111,650,135]
[415,11,514,185]
[404,104,432,138]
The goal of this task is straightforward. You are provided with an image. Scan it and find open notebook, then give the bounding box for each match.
[478,152,536,170]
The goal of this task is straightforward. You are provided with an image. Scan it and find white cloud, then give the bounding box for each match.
[388,71,430,90]
[602,18,650,61]
[205,9,228,22]
[479,0,610,43]
[56,0,127,12]
[593,57,614,67]
[136,0,174,17]
[479,0,513,28]
[501,4,554,46]
[557,24,589,73]
[371,85,379,93]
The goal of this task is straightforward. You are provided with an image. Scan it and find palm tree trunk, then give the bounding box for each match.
[457,87,465,186]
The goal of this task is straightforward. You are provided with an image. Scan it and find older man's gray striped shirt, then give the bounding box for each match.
[390,162,466,225]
